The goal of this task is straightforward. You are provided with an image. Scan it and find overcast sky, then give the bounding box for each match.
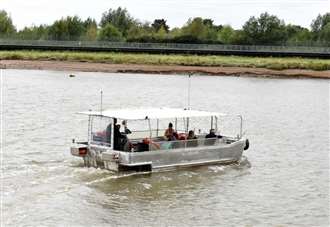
[1,0,329,30]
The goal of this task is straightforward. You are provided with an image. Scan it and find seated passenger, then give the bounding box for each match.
[205,129,218,146]
[205,129,217,139]
[141,138,160,151]
[164,122,177,141]
[187,130,198,147]
[187,130,197,140]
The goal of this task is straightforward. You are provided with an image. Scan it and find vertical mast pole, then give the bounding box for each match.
[186,73,192,133]
[100,90,103,116]
[187,73,192,110]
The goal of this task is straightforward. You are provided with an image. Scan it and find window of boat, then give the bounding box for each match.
[90,116,112,147]
[123,117,224,151]
[112,115,242,152]
[125,118,186,139]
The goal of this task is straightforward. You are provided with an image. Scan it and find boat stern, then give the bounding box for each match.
[70,142,88,157]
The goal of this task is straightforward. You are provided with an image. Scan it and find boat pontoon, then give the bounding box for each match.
[71,107,250,172]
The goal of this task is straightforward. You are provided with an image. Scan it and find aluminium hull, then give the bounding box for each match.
[71,139,247,172]
[102,139,246,172]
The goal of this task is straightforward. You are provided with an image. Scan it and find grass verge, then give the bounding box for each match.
[0,50,329,71]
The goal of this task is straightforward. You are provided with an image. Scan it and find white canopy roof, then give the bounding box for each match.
[78,107,226,120]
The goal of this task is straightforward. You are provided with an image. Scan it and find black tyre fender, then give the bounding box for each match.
[244,139,250,150]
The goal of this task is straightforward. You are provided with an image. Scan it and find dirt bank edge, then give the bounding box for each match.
[1,60,329,79]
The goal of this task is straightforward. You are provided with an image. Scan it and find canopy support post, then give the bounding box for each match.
[238,115,243,139]
[87,116,92,144]
[215,116,218,133]
[148,119,152,138]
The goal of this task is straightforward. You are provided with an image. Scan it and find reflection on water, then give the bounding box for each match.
[3,69,329,226]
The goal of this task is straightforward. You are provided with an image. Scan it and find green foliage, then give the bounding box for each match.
[243,12,287,44]
[152,19,169,32]
[311,13,330,43]
[0,9,329,46]
[154,26,168,40]
[0,10,16,37]
[284,25,312,45]
[83,18,98,41]
[180,17,219,43]
[311,13,330,33]
[100,7,136,36]
[217,25,236,44]
[182,18,208,41]
[16,25,49,40]
[319,23,330,42]
[98,23,123,41]
[48,16,85,40]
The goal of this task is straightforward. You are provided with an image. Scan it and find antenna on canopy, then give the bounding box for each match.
[187,73,193,110]
[100,90,103,116]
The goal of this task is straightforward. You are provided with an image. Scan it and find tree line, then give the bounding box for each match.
[0,8,329,46]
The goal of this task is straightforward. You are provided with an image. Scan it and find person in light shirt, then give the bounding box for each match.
[164,122,177,141]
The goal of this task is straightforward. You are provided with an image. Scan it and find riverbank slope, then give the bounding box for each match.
[0,51,329,78]
[2,60,330,78]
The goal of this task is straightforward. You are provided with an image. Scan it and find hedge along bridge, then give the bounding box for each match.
[0,40,330,58]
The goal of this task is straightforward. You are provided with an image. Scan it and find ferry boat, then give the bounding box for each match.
[71,107,250,172]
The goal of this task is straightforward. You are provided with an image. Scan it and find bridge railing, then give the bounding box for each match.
[0,39,329,54]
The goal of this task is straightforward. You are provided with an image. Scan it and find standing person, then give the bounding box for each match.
[114,124,126,150]
[164,122,176,141]
[121,120,132,134]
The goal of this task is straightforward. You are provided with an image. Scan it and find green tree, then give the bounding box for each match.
[243,12,287,44]
[217,25,236,44]
[319,23,330,42]
[16,25,49,40]
[151,19,169,32]
[48,16,85,40]
[0,10,16,37]
[126,22,155,42]
[83,17,98,41]
[100,7,136,37]
[181,17,208,42]
[285,25,312,45]
[98,23,123,41]
[311,13,330,42]
[154,25,168,41]
[311,13,330,33]
[202,18,219,41]
[230,30,248,44]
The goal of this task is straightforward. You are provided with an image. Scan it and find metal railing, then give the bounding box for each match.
[148,137,229,151]
[0,39,329,54]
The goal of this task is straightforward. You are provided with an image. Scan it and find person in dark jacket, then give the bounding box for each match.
[114,124,127,150]
[121,120,132,134]
[205,129,217,139]
[205,129,222,146]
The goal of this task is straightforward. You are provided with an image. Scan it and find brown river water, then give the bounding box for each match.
[2,69,329,226]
